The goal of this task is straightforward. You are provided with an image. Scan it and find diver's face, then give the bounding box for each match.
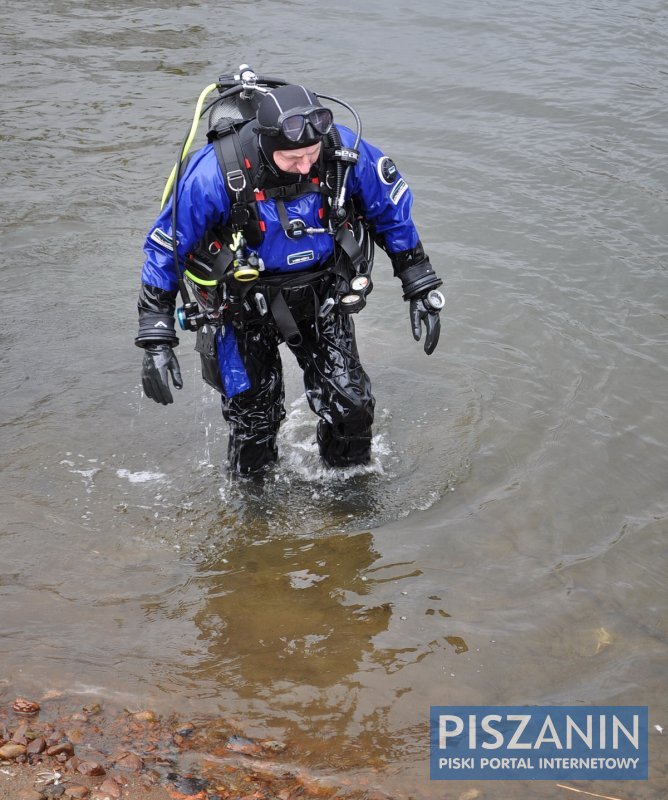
[272,141,321,174]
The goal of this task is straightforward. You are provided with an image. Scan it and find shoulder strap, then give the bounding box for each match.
[212,126,265,248]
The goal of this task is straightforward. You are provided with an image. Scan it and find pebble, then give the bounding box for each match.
[77,761,106,777]
[67,756,81,772]
[140,768,161,786]
[261,739,286,753]
[42,786,65,798]
[18,789,45,800]
[46,743,75,758]
[0,741,27,759]
[167,774,208,795]
[96,777,122,799]
[64,787,90,799]
[114,752,143,772]
[12,698,41,716]
[132,710,157,723]
[12,723,29,742]
[26,737,47,755]
[64,728,86,744]
[225,735,262,755]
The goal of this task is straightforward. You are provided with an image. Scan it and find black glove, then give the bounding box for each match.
[410,290,444,355]
[391,243,444,356]
[141,344,183,405]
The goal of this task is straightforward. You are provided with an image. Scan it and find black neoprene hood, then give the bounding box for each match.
[256,84,326,163]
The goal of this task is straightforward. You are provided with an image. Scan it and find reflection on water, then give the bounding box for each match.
[186,531,386,693]
[160,526,472,775]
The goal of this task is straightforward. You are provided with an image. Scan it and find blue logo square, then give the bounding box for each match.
[429,706,648,780]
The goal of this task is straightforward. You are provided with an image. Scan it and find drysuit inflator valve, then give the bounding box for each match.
[177,302,209,331]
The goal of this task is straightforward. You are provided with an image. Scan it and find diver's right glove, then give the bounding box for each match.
[140,343,183,405]
[391,243,444,355]
[135,284,182,403]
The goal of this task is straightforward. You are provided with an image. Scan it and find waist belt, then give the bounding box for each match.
[256,266,332,289]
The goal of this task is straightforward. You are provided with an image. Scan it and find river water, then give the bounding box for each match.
[1,1,667,797]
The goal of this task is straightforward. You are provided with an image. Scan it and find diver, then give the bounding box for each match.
[135,68,445,476]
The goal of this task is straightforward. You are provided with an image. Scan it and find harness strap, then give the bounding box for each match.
[275,198,292,235]
[254,268,335,345]
[268,289,302,347]
[262,181,330,201]
[213,132,265,247]
[214,133,248,197]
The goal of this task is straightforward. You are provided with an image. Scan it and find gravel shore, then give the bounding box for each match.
[0,693,367,800]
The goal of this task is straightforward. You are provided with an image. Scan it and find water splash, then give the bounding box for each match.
[116,468,167,484]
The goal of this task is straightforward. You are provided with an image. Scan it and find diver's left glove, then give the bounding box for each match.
[140,343,183,405]
[409,289,445,355]
[392,242,444,355]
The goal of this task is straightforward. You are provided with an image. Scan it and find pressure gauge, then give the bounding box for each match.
[425,289,445,311]
[350,274,372,293]
[340,293,365,314]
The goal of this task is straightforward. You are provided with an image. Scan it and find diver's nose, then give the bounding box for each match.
[295,156,313,174]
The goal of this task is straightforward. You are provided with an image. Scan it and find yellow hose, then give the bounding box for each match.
[160,82,219,209]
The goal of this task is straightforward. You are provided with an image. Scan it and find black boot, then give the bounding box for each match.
[227,424,279,476]
[317,420,372,468]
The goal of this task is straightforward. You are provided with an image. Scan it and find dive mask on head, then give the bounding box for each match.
[255,106,333,143]
[256,85,333,167]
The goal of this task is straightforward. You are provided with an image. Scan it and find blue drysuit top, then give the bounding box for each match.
[141,125,420,293]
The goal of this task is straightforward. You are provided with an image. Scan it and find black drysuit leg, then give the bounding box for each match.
[221,324,285,475]
[290,312,375,468]
[221,311,374,474]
